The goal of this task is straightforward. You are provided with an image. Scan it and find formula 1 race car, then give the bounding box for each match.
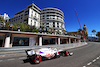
[25,48,73,64]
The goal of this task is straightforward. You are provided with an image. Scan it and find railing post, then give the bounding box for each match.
[58,37,60,45]
[39,36,42,46]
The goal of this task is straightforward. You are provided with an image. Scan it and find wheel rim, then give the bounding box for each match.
[34,56,42,64]
[36,57,40,63]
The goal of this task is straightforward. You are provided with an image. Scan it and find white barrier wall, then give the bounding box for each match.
[4,37,10,48]
[39,36,42,46]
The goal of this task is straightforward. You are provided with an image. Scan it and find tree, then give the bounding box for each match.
[96,32,100,41]
[92,29,96,36]
[96,32,100,37]
[0,17,4,22]
[77,29,82,33]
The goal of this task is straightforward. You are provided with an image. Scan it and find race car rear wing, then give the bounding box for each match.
[25,49,36,56]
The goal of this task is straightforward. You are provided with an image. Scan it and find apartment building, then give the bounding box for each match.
[41,8,65,33]
[9,3,65,33]
[9,3,41,28]
[0,13,10,21]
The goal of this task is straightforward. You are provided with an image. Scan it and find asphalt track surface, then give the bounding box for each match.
[0,42,100,67]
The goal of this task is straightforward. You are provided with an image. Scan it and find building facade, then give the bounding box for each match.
[41,8,65,34]
[9,3,65,33]
[0,13,10,21]
[9,3,41,28]
[0,30,80,48]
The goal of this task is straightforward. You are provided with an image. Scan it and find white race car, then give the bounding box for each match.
[25,47,73,64]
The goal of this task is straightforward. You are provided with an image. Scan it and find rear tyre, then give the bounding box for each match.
[55,53,60,58]
[34,55,42,64]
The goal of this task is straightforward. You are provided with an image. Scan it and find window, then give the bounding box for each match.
[35,13,36,15]
[53,25,55,27]
[42,23,44,25]
[31,20,32,22]
[43,15,45,17]
[31,22,32,25]
[46,23,49,25]
[47,26,49,27]
[47,12,49,13]
[21,15,23,16]
[52,15,55,17]
[43,10,46,11]
[46,15,49,17]
[53,22,55,24]
[34,22,36,26]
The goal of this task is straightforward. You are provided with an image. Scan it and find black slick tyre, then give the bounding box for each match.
[63,50,70,56]
[34,55,42,64]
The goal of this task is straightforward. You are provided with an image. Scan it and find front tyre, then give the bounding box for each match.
[34,55,42,64]
[63,51,70,56]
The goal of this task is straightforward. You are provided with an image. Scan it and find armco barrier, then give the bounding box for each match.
[34,42,87,50]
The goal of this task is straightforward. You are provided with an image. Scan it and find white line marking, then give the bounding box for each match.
[19,57,26,59]
[87,62,92,65]
[92,59,96,62]
[7,58,15,61]
[96,57,99,60]
[83,66,86,67]
[0,60,3,62]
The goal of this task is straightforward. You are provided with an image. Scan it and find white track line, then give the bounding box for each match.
[92,59,96,62]
[83,55,100,67]
[96,57,99,60]
[87,62,92,65]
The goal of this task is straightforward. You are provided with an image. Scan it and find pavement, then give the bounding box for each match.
[0,42,100,67]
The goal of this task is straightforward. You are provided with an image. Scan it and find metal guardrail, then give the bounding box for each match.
[38,42,87,50]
